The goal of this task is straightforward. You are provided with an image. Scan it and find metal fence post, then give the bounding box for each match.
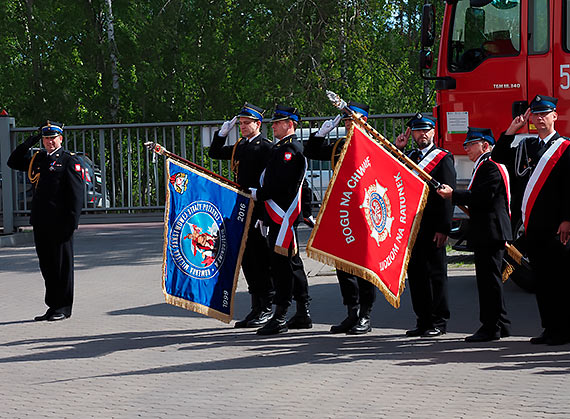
[0,116,16,233]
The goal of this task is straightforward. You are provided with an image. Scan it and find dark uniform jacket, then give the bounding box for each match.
[492,131,570,241]
[209,130,272,221]
[256,134,305,213]
[452,152,512,247]
[409,144,456,237]
[7,134,84,235]
[304,132,345,167]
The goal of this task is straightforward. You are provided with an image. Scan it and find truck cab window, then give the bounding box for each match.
[529,0,549,54]
[566,0,570,51]
[449,0,520,72]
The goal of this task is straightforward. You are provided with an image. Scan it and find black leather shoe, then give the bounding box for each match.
[405,327,426,337]
[246,308,273,328]
[465,330,500,342]
[47,313,68,322]
[234,295,261,328]
[422,328,445,337]
[286,314,313,329]
[286,301,313,329]
[34,312,51,321]
[256,318,288,335]
[500,328,511,338]
[331,305,359,334]
[257,306,288,335]
[330,316,358,334]
[530,331,549,345]
[347,317,372,335]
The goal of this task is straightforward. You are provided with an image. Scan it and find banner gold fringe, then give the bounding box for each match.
[161,158,253,323]
[307,126,429,309]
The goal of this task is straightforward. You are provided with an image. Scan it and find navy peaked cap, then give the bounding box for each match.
[406,113,436,130]
[464,127,495,146]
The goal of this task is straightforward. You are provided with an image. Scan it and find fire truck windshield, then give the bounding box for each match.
[448,0,520,73]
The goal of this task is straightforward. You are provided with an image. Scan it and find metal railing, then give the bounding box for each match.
[0,113,416,233]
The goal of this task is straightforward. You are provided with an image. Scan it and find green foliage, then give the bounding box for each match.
[0,0,444,125]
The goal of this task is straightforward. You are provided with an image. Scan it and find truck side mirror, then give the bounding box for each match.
[421,4,436,48]
[420,50,433,70]
[470,0,493,6]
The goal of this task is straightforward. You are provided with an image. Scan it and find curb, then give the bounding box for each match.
[0,231,34,247]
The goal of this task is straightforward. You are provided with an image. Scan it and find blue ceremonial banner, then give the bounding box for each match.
[163,158,252,323]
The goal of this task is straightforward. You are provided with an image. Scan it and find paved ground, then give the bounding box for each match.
[1,223,569,418]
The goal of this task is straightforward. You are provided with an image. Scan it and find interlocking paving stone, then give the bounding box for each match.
[1,223,569,418]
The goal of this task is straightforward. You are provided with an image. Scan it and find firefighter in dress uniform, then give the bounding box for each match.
[208,103,275,328]
[250,105,312,335]
[304,101,377,334]
[492,95,570,345]
[395,114,457,337]
[8,121,84,321]
[438,128,512,342]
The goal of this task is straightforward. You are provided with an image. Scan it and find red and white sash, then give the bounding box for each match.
[522,138,570,230]
[416,148,448,174]
[468,155,511,216]
[261,158,308,255]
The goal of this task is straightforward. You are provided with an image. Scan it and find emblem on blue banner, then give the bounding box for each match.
[169,172,188,194]
[169,201,227,278]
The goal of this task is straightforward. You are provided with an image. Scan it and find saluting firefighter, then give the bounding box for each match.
[492,95,570,345]
[250,105,312,335]
[8,121,84,321]
[395,114,456,337]
[304,101,377,334]
[438,128,512,342]
[208,102,275,328]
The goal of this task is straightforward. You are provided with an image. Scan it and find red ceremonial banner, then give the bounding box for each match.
[307,126,429,308]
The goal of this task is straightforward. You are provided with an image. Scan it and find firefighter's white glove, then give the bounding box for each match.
[219,116,238,137]
[255,220,269,237]
[249,187,257,201]
[316,114,342,137]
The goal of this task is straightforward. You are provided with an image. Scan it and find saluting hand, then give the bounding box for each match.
[505,108,530,135]
[395,127,411,151]
[219,116,238,137]
[316,114,342,137]
[557,221,570,245]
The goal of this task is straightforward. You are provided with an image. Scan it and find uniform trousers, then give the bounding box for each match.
[241,224,273,300]
[472,241,510,334]
[528,238,570,336]
[267,221,309,308]
[407,233,450,331]
[33,227,74,317]
[336,270,375,308]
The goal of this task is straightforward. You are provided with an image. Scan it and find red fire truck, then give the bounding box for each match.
[419,0,568,289]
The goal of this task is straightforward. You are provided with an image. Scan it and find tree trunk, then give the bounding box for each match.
[104,0,120,122]
[20,0,44,107]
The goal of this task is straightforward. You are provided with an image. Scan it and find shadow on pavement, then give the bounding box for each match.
[1,327,569,382]
[0,225,164,274]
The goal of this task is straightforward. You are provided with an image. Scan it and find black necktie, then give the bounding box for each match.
[409,149,421,164]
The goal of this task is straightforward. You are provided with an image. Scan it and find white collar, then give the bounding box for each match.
[539,131,556,145]
[48,147,62,156]
[244,133,261,143]
[419,143,434,157]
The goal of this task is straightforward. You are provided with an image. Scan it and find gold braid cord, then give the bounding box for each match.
[27,152,40,187]
[230,138,242,180]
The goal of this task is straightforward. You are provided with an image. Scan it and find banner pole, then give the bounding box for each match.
[326,90,441,189]
[144,141,243,190]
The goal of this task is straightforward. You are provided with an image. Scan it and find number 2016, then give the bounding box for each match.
[237,202,247,222]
